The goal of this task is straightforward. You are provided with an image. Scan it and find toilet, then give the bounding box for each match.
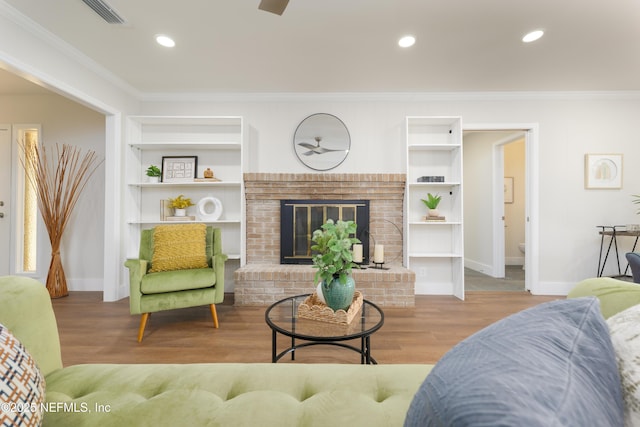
[518,243,526,270]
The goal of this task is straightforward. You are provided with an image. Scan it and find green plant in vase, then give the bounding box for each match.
[421,193,442,218]
[311,219,361,311]
[145,165,161,183]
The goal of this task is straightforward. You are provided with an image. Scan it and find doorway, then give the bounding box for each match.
[462,124,539,293]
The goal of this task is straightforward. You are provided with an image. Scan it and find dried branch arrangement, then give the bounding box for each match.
[21,143,103,298]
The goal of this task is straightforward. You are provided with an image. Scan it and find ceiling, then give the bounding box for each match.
[2,0,640,95]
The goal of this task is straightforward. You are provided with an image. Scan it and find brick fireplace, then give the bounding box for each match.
[234,173,415,307]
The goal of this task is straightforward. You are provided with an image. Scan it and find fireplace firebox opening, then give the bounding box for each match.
[280,199,370,265]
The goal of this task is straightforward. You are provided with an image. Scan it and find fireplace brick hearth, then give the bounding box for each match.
[235,265,415,307]
[234,173,415,307]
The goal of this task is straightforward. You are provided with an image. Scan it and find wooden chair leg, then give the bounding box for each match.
[137,313,150,342]
[210,304,219,328]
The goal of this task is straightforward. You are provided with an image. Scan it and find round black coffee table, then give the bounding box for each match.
[265,294,384,364]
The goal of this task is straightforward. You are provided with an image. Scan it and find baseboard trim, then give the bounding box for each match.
[67,278,103,292]
[531,281,574,296]
[506,256,524,266]
[464,259,495,277]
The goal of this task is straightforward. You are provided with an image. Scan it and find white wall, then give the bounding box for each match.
[0,94,106,289]
[141,93,640,294]
[0,2,139,300]
[4,1,640,297]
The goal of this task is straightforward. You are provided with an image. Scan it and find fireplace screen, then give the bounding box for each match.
[280,200,370,264]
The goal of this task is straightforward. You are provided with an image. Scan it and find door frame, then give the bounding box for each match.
[0,124,10,276]
[464,123,539,294]
[491,131,526,280]
[8,124,43,279]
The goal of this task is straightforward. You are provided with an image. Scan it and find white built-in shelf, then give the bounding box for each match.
[408,221,462,226]
[405,116,464,299]
[125,115,245,267]
[128,181,242,188]
[128,116,241,126]
[129,142,241,150]
[409,253,463,258]
[128,219,241,225]
[408,144,461,151]
[407,182,461,187]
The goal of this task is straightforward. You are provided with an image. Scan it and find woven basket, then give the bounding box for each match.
[298,291,363,325]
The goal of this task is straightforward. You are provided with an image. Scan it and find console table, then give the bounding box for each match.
[597,225,640,277]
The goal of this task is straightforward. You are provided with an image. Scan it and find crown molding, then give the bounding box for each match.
[0,0,141,100]
[139,90,640,104]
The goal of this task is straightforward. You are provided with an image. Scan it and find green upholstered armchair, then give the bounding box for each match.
[124,226,227,342]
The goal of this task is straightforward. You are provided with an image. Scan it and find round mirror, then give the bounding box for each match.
[293,113,350,171]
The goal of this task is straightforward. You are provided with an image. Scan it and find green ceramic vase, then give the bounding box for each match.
[321,275,356,311]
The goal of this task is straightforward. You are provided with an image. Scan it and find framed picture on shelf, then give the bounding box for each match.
[584,153,623,189]
[161,156,198,183]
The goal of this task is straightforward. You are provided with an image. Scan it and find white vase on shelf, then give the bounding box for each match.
[174,208,186,217]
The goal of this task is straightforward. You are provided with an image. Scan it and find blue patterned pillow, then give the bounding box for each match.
[0,323,45,427]
[404,297,623,426]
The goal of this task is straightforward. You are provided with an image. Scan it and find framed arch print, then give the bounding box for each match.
[585,153,622,189]
[293,113,350,171]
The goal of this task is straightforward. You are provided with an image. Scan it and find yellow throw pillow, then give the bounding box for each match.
[149,224,208,273]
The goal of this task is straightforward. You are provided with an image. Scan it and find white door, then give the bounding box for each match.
[0,125,11,275]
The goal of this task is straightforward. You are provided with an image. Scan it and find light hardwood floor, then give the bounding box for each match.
[51,291,561,366]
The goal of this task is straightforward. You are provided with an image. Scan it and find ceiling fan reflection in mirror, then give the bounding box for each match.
[259,0,290,15]
[293,113,351,171]
[298,137,344,156]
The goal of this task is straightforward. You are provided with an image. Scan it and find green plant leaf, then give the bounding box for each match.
[421,193,442,209]
[310,219,361,284]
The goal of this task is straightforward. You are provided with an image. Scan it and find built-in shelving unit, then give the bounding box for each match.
[125,116,245,268]
[405,116,464,299]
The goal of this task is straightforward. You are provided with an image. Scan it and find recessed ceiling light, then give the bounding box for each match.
[522,30,544,43]
[398,35,416,48]
[155,34,175,48]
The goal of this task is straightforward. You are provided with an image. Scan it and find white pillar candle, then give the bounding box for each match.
[352,244,363,263]
[374,244,384,263]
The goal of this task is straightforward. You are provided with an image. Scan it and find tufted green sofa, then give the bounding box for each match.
[5,275,638,426]
[567,276,640,318]
[0,276,432,427]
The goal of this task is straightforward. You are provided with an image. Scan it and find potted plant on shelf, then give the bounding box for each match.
[168,194,193,216]
[310,219,361,311]
[421,193,442,218]
[145,165,161,183]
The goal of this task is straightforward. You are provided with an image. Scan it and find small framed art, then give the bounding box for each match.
[585,154,623,189]
[504,177,514,203]
[161,156,198,183]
